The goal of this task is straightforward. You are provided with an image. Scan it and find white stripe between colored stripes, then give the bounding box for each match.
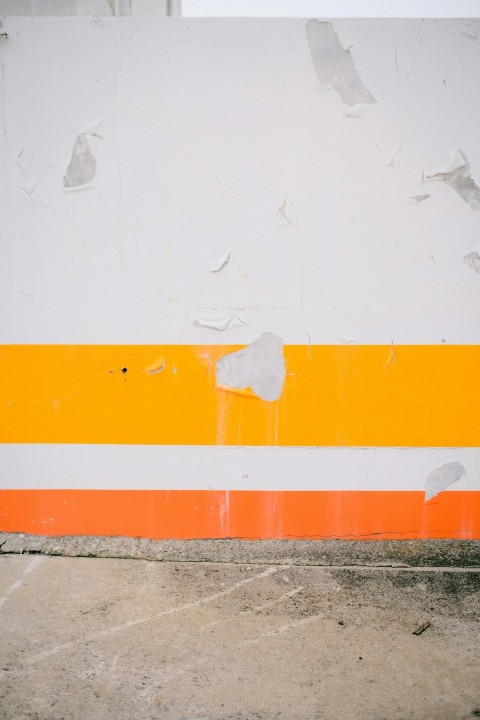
[0,445,479,491]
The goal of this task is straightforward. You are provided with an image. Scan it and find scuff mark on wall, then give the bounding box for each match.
[463,246,480,273]
[305,19,376,107]
[17,147,25,169]
[208,250,230,273]
[193,315,246,332]
[424,150,480,211]
[144,356,166,374]
[64,134,97,188]
[424,461,466,501]
[216,332,286,402]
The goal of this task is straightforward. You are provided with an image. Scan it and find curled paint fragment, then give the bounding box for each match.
[424,150,480,211]
[462,30,478,40]
[305,19,376,107]
[144,356,166,374]
[193,315,246,332]
[387,140,402,168]
[463,246,480,273]
[424,461,465,501]
[64,134,96,188]
[216,332,286,402]
[409,194,431,204]
[276,198,292,226]
[337,334,355,344]
[383,342,397,370]
[208,250,231,273]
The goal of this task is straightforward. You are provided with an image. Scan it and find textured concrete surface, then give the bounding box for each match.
[2,533,480,567]
[1,554,480,720]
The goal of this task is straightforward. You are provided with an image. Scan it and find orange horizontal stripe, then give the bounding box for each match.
[1,490,478,539]
[1,344,479,446]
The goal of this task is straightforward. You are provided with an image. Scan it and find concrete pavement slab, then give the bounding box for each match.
[1,555,480,720]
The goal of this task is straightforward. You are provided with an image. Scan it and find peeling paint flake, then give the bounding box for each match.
[463,246,480,273]
[64,134,97,188]
[276,198,292,226]
[193,315,246,332]
[424,461,465,501]
[462,30,478,40]
[144,356,166,374]
[387,140,402,169]
[208,250,230,273]
[383,342,397,370]
[305,19,376,107]
[216,332,286,402]
[409,194,431,204]
[337,334,355,344]
[424,150,480,211]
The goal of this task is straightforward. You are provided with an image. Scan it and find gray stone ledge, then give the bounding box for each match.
[1,533,479,567]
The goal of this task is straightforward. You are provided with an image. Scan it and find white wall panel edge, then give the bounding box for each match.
[181,0,480,17]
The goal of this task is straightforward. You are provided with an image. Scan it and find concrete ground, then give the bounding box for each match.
[1,545,480,720]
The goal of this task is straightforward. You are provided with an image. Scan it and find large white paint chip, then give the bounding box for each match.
[464,245,480,273]
[424,150,480,211]
[63,134,97,188]
[216,332,286,402]
[424,461,466,501]
[305,19,376,107]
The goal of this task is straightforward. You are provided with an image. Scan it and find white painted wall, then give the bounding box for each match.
[2,17,480,345]
[1,17,479,508]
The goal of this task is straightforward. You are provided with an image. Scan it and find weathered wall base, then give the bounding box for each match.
[1,533,479,567]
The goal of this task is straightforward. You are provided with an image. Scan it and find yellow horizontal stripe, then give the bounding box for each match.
[0,344,479,446]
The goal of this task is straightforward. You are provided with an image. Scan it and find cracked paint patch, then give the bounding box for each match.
[424,461,466,501]
[424,150,480,211]
[193,315,246,332]
[305,19,376,107]
[216,332,286,402]
[337,334,355,344]
[463,246,480,273]
[409,194,431,204]
[64,134,97,188]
